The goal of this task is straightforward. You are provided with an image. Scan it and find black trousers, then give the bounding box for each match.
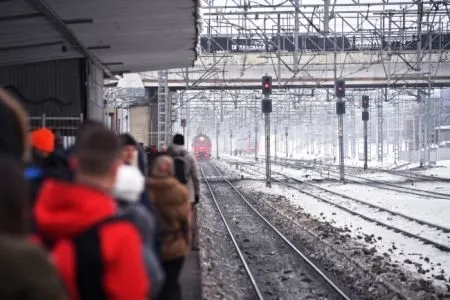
[157,257,185,300]
[191,204,198,249]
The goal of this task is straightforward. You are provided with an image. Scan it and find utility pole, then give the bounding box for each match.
[362,95,370,170]
[335,79,346,182]
[262,75,273,187]
[254,96,258,161]
[285,126,288,158]
[230,129,233,156]
[274,127,278,162]
[181,119,186,138]
[216,122,220,159]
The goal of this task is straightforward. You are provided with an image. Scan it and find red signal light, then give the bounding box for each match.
[262,75,272,95]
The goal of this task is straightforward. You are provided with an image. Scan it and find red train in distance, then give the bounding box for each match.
[192,134,212,160]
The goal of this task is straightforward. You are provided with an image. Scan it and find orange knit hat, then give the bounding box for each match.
[30,128,55,153]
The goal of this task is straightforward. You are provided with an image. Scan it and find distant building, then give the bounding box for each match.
[129,105,150,145]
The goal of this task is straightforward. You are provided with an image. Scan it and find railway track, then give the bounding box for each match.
[200,161,352,300]
[254,155,450,182]
[250,156,450,200]
[279,156,450,183]
[323,168,450,201]
[234,162,450,253]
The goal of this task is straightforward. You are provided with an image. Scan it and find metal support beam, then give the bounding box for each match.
[350,99,356,160]
[337,101,345,182]
[377,90,384,162]
[264,93,271,188]
[293,0,300,71]
[25,0,114,78]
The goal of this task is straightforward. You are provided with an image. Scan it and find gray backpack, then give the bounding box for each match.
[172,153,190,184]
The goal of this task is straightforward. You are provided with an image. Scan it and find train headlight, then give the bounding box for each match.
[200,137,204,141]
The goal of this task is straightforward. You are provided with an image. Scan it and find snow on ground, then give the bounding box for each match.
[222,155,450,225]
[240,180,450,288]
[217,156,450,288]
[324,182,450,229]
[415,160,450,179]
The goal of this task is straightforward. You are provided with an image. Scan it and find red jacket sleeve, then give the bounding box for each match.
[101,223,150,300]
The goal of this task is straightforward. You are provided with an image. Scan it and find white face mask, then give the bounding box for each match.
[113,164,145,202]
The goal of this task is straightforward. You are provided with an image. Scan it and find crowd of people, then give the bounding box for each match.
[0,87,201,300]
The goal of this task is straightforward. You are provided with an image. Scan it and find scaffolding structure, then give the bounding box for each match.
[141,1,450,164]
[157,70,169,149]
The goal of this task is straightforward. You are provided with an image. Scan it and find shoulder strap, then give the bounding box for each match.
[74,215,133,300]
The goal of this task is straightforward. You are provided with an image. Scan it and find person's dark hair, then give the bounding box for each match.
[119,133,137,148]
[76,127,120,176]
[76,120,105,141]
[173,134,185,146]
[0,156,29,236]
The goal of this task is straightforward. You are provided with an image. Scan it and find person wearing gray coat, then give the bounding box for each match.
[113,164,165,299]
[169,134,201,250]
[169,134,201,205]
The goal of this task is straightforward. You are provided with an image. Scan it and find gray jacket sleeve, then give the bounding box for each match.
[133,206,165,298]
[189,153,201,196]
[143,246,165,298]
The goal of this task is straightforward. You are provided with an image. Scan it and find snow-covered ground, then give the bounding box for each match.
[216,156,450,289]
[414,160,450,179]
[240,180,450,288]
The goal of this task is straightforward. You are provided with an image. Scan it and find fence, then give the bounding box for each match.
[29,114,84,149]
[399,148,450,163]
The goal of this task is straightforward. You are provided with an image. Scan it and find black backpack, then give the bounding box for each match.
[172,153,190,184]
[41,214,134,300]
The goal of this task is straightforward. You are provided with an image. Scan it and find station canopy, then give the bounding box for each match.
[0,0,201,76]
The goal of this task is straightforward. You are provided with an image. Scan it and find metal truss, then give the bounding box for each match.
[141,0,450,89]
[138,0,450,162]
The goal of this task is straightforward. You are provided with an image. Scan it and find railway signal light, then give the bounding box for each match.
[261,99,272,113]
[362,111,369,121]
[262,75,272,95]
[362,95,369,109]
[181,119,186,127]
[335,79,345,98]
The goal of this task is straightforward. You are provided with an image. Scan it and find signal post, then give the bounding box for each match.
[262,75,272,187]
[230,129,233,156]
[335,79,346,182]
[361,95,370,170]
[181,118,186,137]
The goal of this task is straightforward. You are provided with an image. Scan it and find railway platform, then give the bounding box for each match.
[181,249,202,300]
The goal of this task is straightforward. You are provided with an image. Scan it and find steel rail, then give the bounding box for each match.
[206,162,353,300]
[239,162,450,252]
[200,167,264,300]
[262,157,450,199]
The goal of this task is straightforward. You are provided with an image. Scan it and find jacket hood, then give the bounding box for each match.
[113,164,145,203]
[34,179,117,238]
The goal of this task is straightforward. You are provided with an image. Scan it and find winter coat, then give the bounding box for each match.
[147,177,192,261]
[0,235,67,300]
[113,165,165,298]
[25,151,73,233]
[0,87,29,162]
[168,145,201,203]
[34,179,149,300]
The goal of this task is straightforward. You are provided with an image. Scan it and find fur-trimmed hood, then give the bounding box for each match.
[113,164,145,203]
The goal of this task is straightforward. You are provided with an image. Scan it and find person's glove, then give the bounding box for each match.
[194,194,200,205]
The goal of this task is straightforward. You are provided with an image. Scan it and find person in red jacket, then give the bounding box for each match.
[34,125,150,300]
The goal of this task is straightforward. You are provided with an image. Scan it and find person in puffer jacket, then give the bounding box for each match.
[147,155,192,300]
[113,164,165,299]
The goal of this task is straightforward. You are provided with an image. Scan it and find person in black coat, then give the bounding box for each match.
[119,133,164,258]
